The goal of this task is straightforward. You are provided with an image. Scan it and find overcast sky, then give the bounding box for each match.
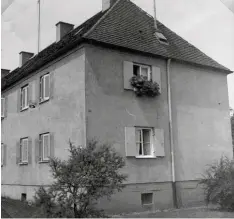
[1,0,234,108]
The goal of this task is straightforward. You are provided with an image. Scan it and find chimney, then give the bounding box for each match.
[56,21,74,42]
[1,69,10,78]
[102,0,117,12]
[19,51,34,68]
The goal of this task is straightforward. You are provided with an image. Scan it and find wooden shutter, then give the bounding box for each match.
[17,89,22,112]
[153,128,165,157]
[49,72,54,100]
[29,81,37,104]
[152,66,161,93]
[4,97,8,118]
[125,127,136,157]
[39,76,43,102]
[44,74,50,99]
[1,98,4,118]
[16,141,21,164]
[123,61,133,90]
[35,137,42,162]
[28,137,32,164]
[3,144,7,166]
[50,133,55,158]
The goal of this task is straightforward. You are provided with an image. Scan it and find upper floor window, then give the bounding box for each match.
[40,74,50,102]
[1,98,5,118]
[21,85,29,110]
[20,138,28,163]
[133,64,152,81]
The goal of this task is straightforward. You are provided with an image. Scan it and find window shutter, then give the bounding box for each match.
[123,61,133,90]
[39,77,43,102]
[153,128,165,157]
[44,75,50,99]
[1,98,4,118]
[35,137,42,162]
[50,133,55,158]
[17,89,22,112]
[4,97,8,118]
[125,127,136,157]
[28,137,32,164]
[16,141,21,164]
[49,72,54,100]
[29,81,37,105]
[152,66,161,93]
[3,144,7,166]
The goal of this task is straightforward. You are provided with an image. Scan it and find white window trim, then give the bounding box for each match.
[40,74,50,102]
[20,138,28,163]
[41,133,50,161]
[21,86,29,110]
[1,98,5,118]
[134,64,152,81]
[135,128,154,157]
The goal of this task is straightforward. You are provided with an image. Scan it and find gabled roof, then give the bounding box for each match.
[2,0,231,91]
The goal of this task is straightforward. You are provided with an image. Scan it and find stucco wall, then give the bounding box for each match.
[1,48,86,191]
[85,45,172,184]
[170,61,233,181]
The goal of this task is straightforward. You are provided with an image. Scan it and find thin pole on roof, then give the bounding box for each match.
[37,0,41,53]
[153,0,158,30]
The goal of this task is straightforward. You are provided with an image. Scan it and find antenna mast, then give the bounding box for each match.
[153,0,157,30]
[37,0,41,53]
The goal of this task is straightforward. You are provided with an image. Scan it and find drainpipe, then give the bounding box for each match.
[167,58,178,209]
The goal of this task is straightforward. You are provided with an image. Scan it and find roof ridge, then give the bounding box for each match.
[83,0,122,38]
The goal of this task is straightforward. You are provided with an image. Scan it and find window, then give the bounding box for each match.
[136,128,153,156]
[40,133,50,161]
[40,74,50,102]
[141,193,153,205]
[1,98,5,118]
[1,143,4,166]
[20,138,28,163]
[155,31,169,45]
[133,64,152,81]
[125,127,165,158]
[21,85,29,110]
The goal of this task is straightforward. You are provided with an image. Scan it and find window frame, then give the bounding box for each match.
[40,133,50,161]
[1,98,5,118]
[135,127,154,157]
[21,85,29,111]
[40,74,50,102]
[133,63,152,81]
[20,138,29,164]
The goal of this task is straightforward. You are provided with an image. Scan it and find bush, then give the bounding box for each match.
[130,75,160,97]
[34,140,127,218]
[199,156,234,211]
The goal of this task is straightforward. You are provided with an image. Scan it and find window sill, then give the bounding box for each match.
[39,160,50,164]
[135,155,156,159]
[19,162,28,166]
[39,98,50,105]
[20,107,29,112]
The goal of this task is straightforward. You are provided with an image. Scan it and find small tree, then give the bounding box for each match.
[34,140,127,218]
[199,156,234,211]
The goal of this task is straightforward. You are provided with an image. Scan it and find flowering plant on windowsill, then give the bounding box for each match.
[130,75,160,97]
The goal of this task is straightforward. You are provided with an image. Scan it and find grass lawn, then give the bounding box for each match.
[2,197,234,218]
[1,197,44,218]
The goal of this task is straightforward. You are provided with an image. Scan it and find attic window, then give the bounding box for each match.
[155,31,169,45]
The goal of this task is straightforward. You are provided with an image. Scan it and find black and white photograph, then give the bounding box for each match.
[1,0,234,218]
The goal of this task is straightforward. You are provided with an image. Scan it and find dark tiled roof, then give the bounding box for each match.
[2,0,231,91]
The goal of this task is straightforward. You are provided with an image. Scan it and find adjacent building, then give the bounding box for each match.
[1,0,233,213]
